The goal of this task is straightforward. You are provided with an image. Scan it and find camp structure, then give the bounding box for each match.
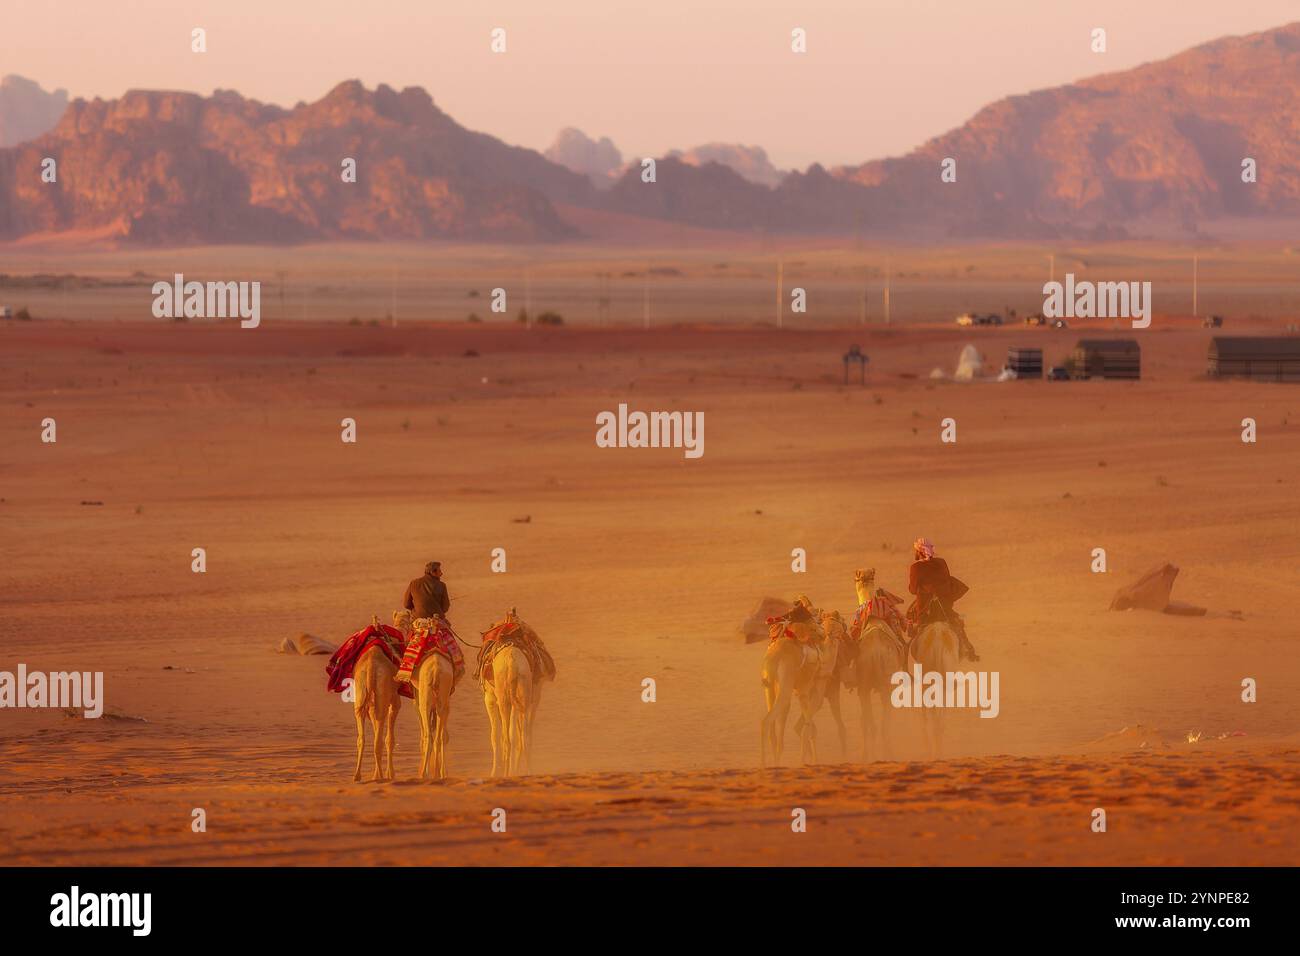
[953,344,985,381]
[1005,346,1043,379]
[1207,336,1300,382]
[1066,339,1140,380]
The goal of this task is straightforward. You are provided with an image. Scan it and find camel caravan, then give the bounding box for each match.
[325,561,556,782]
[760,537,978,766]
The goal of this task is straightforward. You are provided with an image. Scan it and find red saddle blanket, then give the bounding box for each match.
[396,618,465,685]
[326,624,412,699]
[851,590,907,640]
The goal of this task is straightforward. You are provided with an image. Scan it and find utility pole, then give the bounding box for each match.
[1192,254,1199,318]
[776,258,784,329]
[884,257,891,325]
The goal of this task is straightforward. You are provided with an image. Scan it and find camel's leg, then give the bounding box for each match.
[369,712,384,782]
[435,688,450,779]
[417,699,433,780]
[773,684,793,766]
[512,684,528,775]
[495,689,512,778]
[484,689,501,778]
[760,674,777,767]
[826,679,848,759]
[383,705,398,780]
[523,688,539,774]
[877,686,894,760]
[353,710,366,783]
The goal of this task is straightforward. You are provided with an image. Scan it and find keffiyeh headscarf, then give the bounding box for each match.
[913,537,935,560]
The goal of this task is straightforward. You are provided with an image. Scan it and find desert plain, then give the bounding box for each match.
[0,241,1298,866]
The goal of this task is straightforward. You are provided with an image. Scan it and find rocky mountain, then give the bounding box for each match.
[0,81,593,242]
[544,127,623,186]
[831,20,1300,234]
[0,76,68,147]
[2,22,1297,244]
[667,143,786,188]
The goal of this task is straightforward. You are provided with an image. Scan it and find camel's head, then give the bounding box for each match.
[854,568,876,601]
[504,606,519,625]
[392,609,413,636]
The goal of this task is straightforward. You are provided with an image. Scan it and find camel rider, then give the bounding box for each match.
[404,561,450,622]
[906,538,980,662]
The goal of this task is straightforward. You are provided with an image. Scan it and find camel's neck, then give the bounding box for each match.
[855,585,870,606]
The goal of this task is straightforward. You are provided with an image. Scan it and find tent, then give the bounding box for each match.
[953,344,984,381]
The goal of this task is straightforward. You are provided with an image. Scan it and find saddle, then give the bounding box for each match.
[476,618,556,684]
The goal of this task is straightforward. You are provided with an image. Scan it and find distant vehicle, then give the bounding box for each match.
[1052,318,1069,329]
[974,313,1003,326]
[1204,315,1224,328]
[956,313,976,327]
[1047,366,1070,381]
[1024,313,1047,326]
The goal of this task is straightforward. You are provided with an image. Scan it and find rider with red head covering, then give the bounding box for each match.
[906,538,980,661]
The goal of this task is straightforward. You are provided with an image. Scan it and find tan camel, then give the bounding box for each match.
[760,603,838,766]
[854,618,906,761]
[351,614,404,783]
[482,608,551,777]
[400,611,455,780]
[910,618,961,758]
[848,568,907,761]
[799,609,851,757]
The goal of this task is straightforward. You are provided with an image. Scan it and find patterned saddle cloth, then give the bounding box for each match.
[396,617,465,687]
[477,619,556,684]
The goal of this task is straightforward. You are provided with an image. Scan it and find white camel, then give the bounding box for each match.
[352,616,403,783]
[760,603,838,766]
[910,617,961,758]
[397,610,456,780]
[850,569,907,761]
[482,608,551,777]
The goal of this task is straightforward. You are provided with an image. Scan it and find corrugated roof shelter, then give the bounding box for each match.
[1006,346,1042,378]
[1068,339,1140,380]
[1208,337,1300,382]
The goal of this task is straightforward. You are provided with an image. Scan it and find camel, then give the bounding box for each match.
[396,609,455,780]
[909,616,961,758]
[848,568,907,761]
[853,619,906,761]
[352,615,403,783]
[760,603,838,766]
[481,608,551,777]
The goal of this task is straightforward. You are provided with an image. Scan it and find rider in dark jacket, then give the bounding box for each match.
[404,561,450,621]
[906,538,979,661]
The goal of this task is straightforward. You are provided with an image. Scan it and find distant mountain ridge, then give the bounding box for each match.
[0,76,68,147]
[1,21,1297,243]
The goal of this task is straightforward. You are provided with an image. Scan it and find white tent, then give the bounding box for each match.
[953,344,985,381]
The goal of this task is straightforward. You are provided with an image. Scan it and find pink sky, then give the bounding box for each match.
[9,0,1297,168]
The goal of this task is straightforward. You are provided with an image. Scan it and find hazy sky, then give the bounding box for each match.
[9,1,1298,168]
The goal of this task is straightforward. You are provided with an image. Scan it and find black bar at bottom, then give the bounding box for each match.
[0,867,1285,942]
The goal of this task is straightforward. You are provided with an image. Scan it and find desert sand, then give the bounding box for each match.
[1,312,1298,865]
